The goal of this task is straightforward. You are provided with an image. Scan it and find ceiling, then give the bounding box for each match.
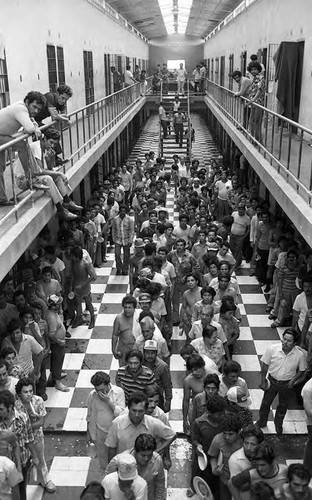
[106,0,242,40]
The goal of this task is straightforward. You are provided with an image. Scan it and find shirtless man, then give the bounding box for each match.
[180,273,202,338]
[70,246,96,329]
[112,296,137,366]
[183,353,212,435]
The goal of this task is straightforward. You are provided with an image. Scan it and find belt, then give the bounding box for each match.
[268,375,291,384]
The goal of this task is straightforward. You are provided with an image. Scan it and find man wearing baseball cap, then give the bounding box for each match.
[143,340,172,412]
[102,453,147,500]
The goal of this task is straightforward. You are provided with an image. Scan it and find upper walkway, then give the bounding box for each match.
[1,77,312,280]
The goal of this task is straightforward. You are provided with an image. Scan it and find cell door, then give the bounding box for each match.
[266,43,279,112]
[220,56,225,87]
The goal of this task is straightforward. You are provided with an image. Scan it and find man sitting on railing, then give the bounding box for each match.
[0,90,45,206]
[14,128,80,222]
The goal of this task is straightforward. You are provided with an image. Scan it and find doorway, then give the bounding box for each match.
[167,59,185,71]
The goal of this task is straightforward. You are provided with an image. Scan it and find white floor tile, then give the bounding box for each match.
[63,353,85,370]
[44,388,74,408]
[171,388,183,409]
[167,420,184,434]
[95,313,116,326]
[86,338,112,354]
[241,294,268,304]
[170,354,187,371]
[68,326,93,339]
[249,389,264,409]
[232,354,260,371]
[91,283,107,294]
[95,267,112,276]
[102,293,127,303]
[107,275,129,284]
[238,304,246,316]
[26,485,44,500]
[63,408,88,431]
[50,457,90,486]
[236,276,259,285]
[247,315,272,327]
[254,340,275,356]
[285,409,306,422]
[171,326,186,340]
[238,327,253,341]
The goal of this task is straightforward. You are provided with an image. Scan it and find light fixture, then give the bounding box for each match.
[158,0,193,35]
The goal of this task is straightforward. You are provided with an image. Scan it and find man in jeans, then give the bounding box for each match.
[112,204,135,275]
[256,328,306,435]
[229,203,250,270]
[0,91,45,205]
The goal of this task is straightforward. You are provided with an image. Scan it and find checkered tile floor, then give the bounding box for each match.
[29,114,306,499]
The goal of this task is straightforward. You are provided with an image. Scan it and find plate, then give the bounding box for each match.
[197,446,208,471]
[193,476,213,500]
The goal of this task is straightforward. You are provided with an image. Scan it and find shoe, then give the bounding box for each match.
[263,285,271,293]
[268,313,277,320]
[65,201,83,211]
[44,480,56,493]
[88,319,95,330]
[58,208,78,221]
[266,306,273,313]
[65,331,71,338]
[275,424,283,435]
[103,257,107,263]
[255,420,267,428]
[0,200,14,206]
[39,393,48,401]
[271,320,281,328]
[71,317,84,328]
[250,272,255,276]
[55,382,70,392]
[61,372,67,379]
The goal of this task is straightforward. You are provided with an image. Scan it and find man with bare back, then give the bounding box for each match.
[112,295,138,366]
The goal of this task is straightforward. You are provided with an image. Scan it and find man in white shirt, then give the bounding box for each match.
[199,62,207,93]
[125,65,137,87]
[0,455,22,500]
[102,453,147,500]
[256,328,307,435]
[176,63,187,95]
[159,102,168,139]
[230,204,250,270]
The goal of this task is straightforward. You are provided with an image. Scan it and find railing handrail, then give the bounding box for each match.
[205,78,312,137]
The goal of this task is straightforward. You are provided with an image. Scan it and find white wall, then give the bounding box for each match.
[203,0,312,128]
[0,0,149,111]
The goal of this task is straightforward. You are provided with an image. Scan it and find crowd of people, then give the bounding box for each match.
[152,61,207,95]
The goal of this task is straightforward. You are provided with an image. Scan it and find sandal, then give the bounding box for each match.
[186,489,196,497]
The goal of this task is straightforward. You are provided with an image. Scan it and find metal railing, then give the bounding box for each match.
[186,82,192,158]
[205,79,312,204]
[0,78,153,233]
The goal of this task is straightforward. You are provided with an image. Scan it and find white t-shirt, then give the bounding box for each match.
[125,70,134,85]
[215,180,232,200]
[0,455,22,500]
[293,292,308,331]
[102,471,147,500]
[176,68,187,80]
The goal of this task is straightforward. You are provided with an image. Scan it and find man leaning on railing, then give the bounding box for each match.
[0,91,45,206]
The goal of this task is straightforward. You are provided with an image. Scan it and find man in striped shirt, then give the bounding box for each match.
[116,349,156,403]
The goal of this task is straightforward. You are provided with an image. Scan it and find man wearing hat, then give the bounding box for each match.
[143,340,172,412]
[129,239,146,295]
[134,317,170,365]
[102,453,147,500]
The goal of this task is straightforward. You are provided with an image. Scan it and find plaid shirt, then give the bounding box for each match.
[167,249,200,284]
[112,215,135,246]
[0,409,34,467]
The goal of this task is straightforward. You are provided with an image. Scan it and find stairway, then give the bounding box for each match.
[161,92,189,159]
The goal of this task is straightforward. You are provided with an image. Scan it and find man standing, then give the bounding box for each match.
[232,70,252,98]
[142,340,172,412]
[125,65,137,87]
[70,245,96,329]
[176,63,187,95]
[34,84,72,128]
[112,295,138,366]
[119,164,133,206]
[134,317,170,364]
[110,66,122,93]
[102,453,147,500]
[173,109,186,148]
[0,288,19,342]
[87,371,125,471]
[230,203,251,270]
[0,91,45,205]
[158,102,168,139]
[105,391,176,460]
[0,360,19,395]
[116,349,156,403]
[193,65,201,94]
[112,205,135,275]
[256,328,307,435]
[199,62,206,94]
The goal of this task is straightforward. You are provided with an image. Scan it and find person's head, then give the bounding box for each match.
[143,339,158,364]
[0,390,15,420]
[231,70,242,83]
[134,433,156,466]
[13,290,27,309]
[0,360,9,387]
[24,91,46,117]
[0,347,17,368]
[126,65,131,71]
[200,304,214,326]
[176,238,186,252]
[119,204,128,217]
[125,349,143,375]
[219,241,230,257]
[20,306,35,327]
[203,373,220,397]
[220,412,242,443]
[223,360,241,385]
[247,61,262,76]
[302,273,312,296]
[202,325,218,344]
[237,203,246,216]
[218,273,230,290]
[186,353,206,379]
[185,273,199,290]
[180,343,196,363]
[43,127,60,149]
[282,328,299,353]
[287,464,312,499]
[201,286,216,304]
[253,444,276,476]
[15,376,35,403]
[206,395,227,422]
[206,258,219,276]
[0,288,7,308]
[249,482,276,500]
[90,371,111,395]
[220,298,236,319]
[7,319,22,344]
[140,316,155,340]
[70,246,83,263]
[241,424,264,459]
[80,481,105,500]
[144,384,161,414]
[57,83,73,105]
[127,391,148,425]
[121,295,137,317]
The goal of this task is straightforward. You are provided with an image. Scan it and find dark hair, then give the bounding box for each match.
[175,238,186,247]
[57,84,73,97]
[15,376,35,396]
[125,349,143,363]
[134,433,156,452]
[201,286,216,299]
[138,311,155,322]
[20,306,35,319]
[127,390,148,409]
[206,395,228,413]
[142,257,155,270]
[44,127,60,141]
[220,299,236,315]
[144,243,157,257]
[282,327,299,344]
[186,353,205,371]
[0,347,16,360]
[231,70,242,78]
[247,61,262,73]
[250,54,258,61]
[7,319,21,334]
[203,373,220,389]
[90,371,110,387]
[223,360,241,376]
[253,443,275,464]
[144,384,161,398]
[220,411,242,433]
[179,214,189,223]
[146,282,162,297]
[302,273,312,285]
[121,295,137,308]
[202,325,217,339]
[249,482,276,500]
[287,463,311,483]
[180,344,196,357]
[24,91,46,106]
[80,481,105,500]
[70,246,83,260]
[241,424,264,443]
[41,266,53,275]
[0,390,15,410]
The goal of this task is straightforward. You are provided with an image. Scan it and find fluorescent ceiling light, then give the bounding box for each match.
[158,0,193,35]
